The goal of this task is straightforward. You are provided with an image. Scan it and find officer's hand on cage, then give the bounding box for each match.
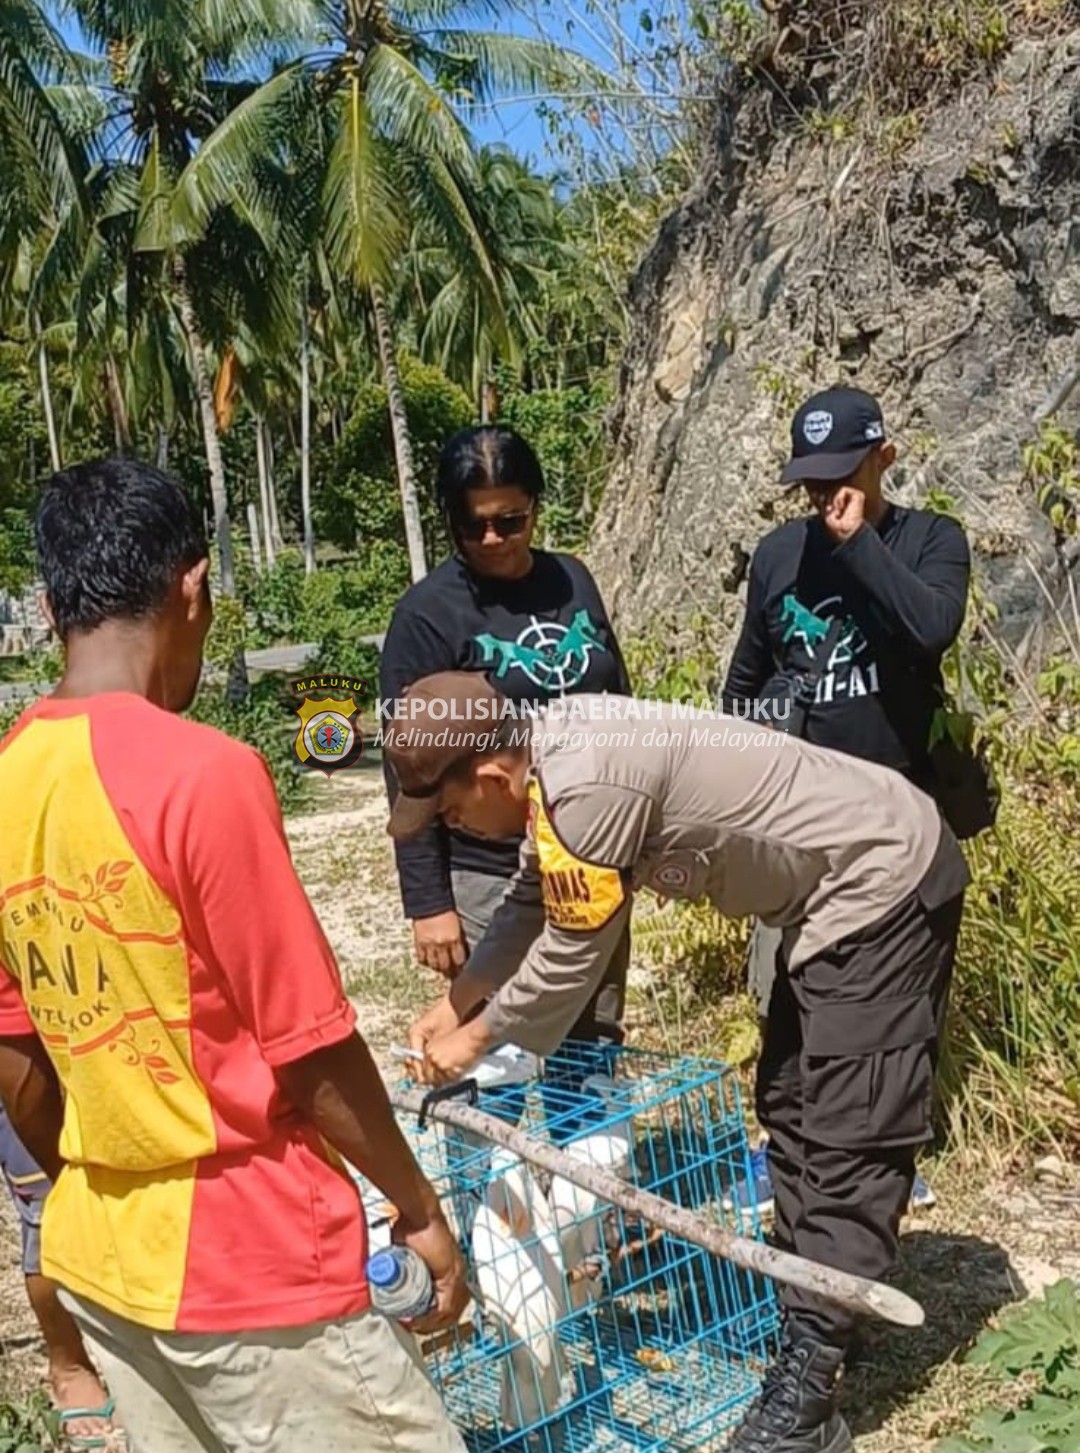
[406,994,461,1065]
[419,1019,493,1087]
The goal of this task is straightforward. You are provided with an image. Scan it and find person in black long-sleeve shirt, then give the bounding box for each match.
[379,424,632,1046]
[722,388,971,781]
[720,386,971,1235]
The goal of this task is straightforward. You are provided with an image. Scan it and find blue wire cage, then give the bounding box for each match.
[361,1043,779,1453]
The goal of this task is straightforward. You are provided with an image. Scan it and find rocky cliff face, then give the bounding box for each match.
[589,12,1080,671]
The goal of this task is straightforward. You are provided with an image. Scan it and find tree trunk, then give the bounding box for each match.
[371,280,427,582]
[36,327,61,473]
[172,256,236,597]
[247,502,263,574]
[172,255,246,702]
[300,298,315,575]
[256,418,276,569]
[156,426,170,470]
[104,355,131,453]
[266,425,283,550]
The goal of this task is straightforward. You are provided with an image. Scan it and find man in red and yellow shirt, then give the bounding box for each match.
[0,458,467,1452]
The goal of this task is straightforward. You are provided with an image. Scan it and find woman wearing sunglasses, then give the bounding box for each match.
[379,424,632,1055]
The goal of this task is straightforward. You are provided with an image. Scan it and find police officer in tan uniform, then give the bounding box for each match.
[386,671,969,1453]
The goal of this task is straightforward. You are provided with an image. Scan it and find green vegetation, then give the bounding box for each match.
[0,0,1072,1168]
[937,1280,1080,1452]
[706,0,1073,166]
[0,0,703,822]
[0,0,703,628]
[0,1391,56,1453]
[1,3,1079,1445]
[1024,424,1080,541]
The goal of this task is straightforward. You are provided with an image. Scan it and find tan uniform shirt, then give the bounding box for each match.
[451,698,970,1055]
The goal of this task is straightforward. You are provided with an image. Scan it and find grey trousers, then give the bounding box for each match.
[60,1291,466,1453]
[451,868,629,1044]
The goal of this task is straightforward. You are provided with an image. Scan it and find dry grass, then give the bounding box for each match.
[282,763,429,1063]
[840,1165,1080,1450]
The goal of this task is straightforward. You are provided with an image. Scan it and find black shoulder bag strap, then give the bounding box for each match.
[784,615,847,739]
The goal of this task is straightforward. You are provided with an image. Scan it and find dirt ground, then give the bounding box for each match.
[2,762,1078,1452]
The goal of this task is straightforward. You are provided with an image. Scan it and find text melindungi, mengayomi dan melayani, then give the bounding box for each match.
[374,691,789,751]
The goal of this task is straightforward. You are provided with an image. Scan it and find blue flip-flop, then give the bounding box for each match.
[58,1395,117,1451]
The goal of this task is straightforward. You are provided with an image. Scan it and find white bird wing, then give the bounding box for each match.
[472,1201,567,1430]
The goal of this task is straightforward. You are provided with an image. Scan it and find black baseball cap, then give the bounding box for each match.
[780,387,887,485]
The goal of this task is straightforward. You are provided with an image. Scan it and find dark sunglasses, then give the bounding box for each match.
[454,506,533,542]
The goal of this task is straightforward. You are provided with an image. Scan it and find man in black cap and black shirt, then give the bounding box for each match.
[718,386,971,1447]
[724,386,971,774]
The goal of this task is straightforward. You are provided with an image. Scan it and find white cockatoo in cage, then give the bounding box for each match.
[473,1141,570,1430]
[546,1075,633,1310]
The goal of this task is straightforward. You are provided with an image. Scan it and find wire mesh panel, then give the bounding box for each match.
[360,1043,779,1453]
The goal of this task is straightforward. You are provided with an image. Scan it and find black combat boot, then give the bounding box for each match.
[726,1319,853,1453]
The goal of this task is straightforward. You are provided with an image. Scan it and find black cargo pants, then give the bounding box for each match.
[755,856,965,1350]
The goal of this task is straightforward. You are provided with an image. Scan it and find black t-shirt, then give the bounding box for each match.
[379,550,631,919]
[721,505,971,783]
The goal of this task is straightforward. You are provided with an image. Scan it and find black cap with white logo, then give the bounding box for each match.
[780,387,887,485]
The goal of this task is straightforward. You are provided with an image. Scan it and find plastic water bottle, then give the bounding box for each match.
[366,1246,435,1321]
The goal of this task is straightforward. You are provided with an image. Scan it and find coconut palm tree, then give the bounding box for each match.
[171,0,603,583]
[0,0,96,469]
[0,0,87,234]
[399,144,564,414]
[54,0,325,599]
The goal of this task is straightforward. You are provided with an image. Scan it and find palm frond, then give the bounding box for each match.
[320,77,404,286]
[0,0,89,221]
[388,0,503,27]
[186,209,298,358]
[195,0,328,67]
[170,62,316,246]
[416,28,607,107]
[60,0,188,64]
[362,40,477,175]
[1,0,82,82]
[42,83,113,151]
[29,202,89,319]
[395,143,501,304]
[133,130,173,253]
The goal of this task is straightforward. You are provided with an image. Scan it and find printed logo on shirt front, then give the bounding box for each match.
[0,852,213,1141]
[778,594,882,705]
[290,675,367,776]
[474,609,607,693]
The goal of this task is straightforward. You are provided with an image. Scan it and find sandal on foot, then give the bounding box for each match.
[58,1395,117,1451]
